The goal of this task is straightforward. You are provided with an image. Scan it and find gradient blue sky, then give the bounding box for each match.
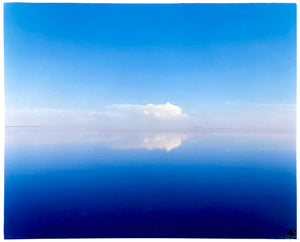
[4,3,297,130]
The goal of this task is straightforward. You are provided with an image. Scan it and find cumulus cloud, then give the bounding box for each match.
[144,102,189,119]
[5,101,295,132]
[5,102,189,130]
[107,102,189,120]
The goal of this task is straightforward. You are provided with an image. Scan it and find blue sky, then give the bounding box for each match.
[4,3,297,130]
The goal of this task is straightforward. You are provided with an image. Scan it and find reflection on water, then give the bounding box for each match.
[5,127,296,152]
[108,133,188,151]
[4,127,297,239]
[5,127,188,151]
[143,134,182,151]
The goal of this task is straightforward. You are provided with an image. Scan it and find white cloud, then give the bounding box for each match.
[226,101,296,109]
[5,101,296,132]
[5,102,189,130]
[144,102,189,120]
[250,103,296,109]
[108,102,189,120]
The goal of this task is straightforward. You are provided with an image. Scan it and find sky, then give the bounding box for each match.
[4,3,297,131]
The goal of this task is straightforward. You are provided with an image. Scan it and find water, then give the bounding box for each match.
[4,128,297,238]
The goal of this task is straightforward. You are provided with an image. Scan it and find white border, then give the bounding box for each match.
[1,0,298,2]
[0,0,299,3]
[0,1,298,242]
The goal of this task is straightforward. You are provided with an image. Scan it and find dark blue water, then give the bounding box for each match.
[4,129,296,238]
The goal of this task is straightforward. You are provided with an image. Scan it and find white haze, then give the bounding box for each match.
[5,102,296,132]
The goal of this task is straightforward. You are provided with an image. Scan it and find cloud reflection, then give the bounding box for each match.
[5,127,295,152]
[109,133,186,151]
[143,134,182,151]
[5,128,187,151]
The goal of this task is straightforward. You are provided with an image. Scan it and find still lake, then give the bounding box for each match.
[4,128,296,238]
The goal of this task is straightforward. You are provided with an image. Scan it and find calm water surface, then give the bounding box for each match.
[4,128,297,238]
